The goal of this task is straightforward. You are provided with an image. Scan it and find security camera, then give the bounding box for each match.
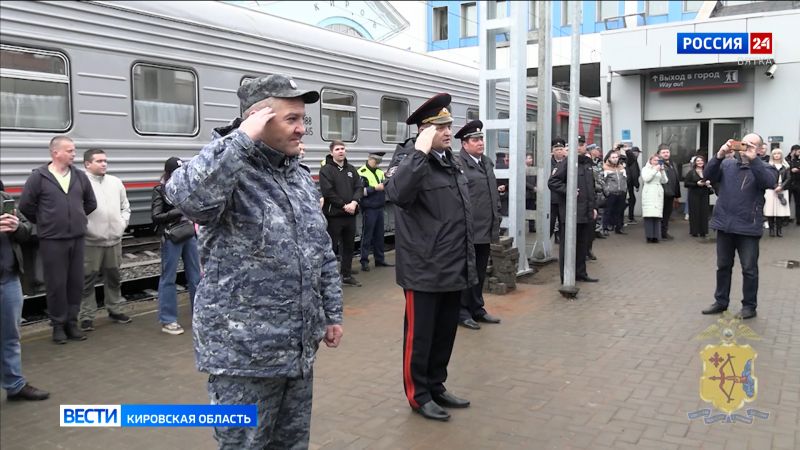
[764,63,777,79]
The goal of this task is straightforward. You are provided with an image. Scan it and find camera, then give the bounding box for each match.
[764,63,777,79]
[658,159,664,167]
[728,140,746,152]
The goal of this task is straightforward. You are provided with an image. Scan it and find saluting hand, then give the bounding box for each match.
[324,324,343,348]
[239,107,276,141]
[415,126,437,154]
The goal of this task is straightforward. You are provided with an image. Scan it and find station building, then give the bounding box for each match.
[600,6,800,171]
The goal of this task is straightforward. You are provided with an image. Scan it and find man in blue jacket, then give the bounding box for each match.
[701,134,778,320]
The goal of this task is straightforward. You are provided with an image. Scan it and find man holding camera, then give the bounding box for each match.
[701,134,778,320]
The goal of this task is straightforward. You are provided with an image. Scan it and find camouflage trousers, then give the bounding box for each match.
[207,372,313,450]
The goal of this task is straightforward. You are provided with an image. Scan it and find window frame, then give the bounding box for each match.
[561,0,577,26]
[460,2,477,38]
[432,6,448,41]
[0,44,72,132]
[646,0,670,17]
[683,0,704,12]
[466,107,479,122]
[379,95,409,144]
[597,1,619,21]
[320,87,358,143]
[131,61,199,137]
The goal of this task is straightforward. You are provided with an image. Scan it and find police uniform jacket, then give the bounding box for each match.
[165,120,343,379]
[548,154,597,224]
[457,149,501,244]
[357,165,386,209]
[385,138,478,292]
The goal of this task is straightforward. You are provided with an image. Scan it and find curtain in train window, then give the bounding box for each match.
[132,64,197,135]
[0,46,70,131]
[380,97,408,143]
[321,89,356,142]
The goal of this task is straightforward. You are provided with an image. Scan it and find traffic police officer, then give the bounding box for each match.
[357,152,393,271]
[454,120,502,330]
[385,93,478,422]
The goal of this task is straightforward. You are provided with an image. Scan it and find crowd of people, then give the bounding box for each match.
[2,72,798,449]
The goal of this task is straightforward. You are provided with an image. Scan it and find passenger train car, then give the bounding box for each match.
[0,0,601,228]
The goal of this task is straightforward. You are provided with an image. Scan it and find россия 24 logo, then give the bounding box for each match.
[678,32,772,54]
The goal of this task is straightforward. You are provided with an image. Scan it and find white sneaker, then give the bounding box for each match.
[161,322,184,335]
[684,214,689,221]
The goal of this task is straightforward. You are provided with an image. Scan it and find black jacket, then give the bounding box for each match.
[625,151,641,189]
[661,160,681,198]
[458,149,501,244]
[548,154,597,224]
[319,155,363,217]
[385,138,478,292]
[18,164,97,239]
[151,183,184,236]
[0,191,33,277]
[789,156,800,190]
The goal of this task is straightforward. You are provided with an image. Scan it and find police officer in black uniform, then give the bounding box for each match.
[385,93,478,422]
[454,120,502,330]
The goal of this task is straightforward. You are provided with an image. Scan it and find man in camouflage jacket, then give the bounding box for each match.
[166,74,343,449]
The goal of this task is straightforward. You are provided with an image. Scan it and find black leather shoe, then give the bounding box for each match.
[576,275,599,282]
[701,303,727,315]
[53,326,67,345]
[736,308,757,320]
[432,391,470,408]
[587,252,597,261]
[413,401,450,421]
[458,318,480,330]
[375,261,394,267]
[7,384,50,401]
[64,322,87,341]
[361,265,370,272]
[662,234,674,240]
[476,313,501,324]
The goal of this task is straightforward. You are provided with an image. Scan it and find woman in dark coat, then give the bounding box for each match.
[683,155,713,238]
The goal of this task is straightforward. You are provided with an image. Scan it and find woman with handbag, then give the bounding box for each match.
[151,157,201,335]
[683,155,713,238]
[763,148,791,237]
[641,153,669,243]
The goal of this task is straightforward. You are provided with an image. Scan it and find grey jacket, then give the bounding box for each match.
[165,122,343,378]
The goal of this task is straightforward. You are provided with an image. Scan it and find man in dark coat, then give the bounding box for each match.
[320,140,364,286]
[701,135,777,320]
[454,120,502,330]
[625,146,641,223]
[657,144,681,240]
[549,138,567,241]
[548,140,599,284]
[385,93,478,422]
[18,136,97,344]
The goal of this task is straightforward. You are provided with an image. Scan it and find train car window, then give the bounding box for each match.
[0,45,71,131]
[466,107,479,121]
[498,110,509,149]
[321,88,356,142]
[132,63,198,136]
[380,97,408,143]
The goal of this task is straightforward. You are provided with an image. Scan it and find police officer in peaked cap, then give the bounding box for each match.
[384,93,478,422]
[453,120,502,331]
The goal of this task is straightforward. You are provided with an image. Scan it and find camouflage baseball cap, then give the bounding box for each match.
[237,74,320,112]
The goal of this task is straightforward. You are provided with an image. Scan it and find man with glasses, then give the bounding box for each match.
[455,120,502,331]
[701,134,777,320]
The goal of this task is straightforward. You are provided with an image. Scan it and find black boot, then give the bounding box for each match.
[768,218,775,237]
[64,321,87,341]
[776,219,783,237]
[52,326,67,344]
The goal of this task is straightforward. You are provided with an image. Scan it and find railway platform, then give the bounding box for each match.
[1,220,798,450]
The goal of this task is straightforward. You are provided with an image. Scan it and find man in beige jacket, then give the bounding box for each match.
[79,149,132,331]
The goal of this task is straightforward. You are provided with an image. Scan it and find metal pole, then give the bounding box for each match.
[531,0,553,262]
[509,0,530,274]
[561,1,581,294]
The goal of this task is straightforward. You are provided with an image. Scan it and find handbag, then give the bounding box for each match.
[164,220,195,244]
[777,192,787,206]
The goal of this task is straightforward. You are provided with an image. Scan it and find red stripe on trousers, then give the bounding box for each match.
[403,290,419,408]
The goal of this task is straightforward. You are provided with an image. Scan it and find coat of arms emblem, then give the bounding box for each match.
[689,312,769,424]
